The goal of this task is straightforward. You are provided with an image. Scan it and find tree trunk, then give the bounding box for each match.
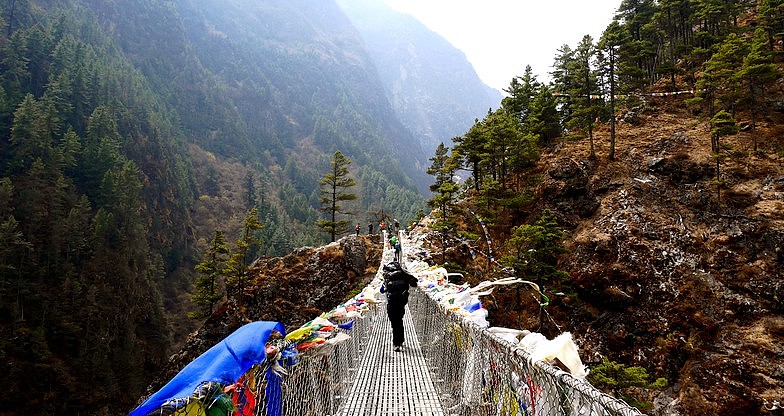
[716,144,721,210]
[609,51,616,161]
[589,114,595,159]
[750,84,758,152]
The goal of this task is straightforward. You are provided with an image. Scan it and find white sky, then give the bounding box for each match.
[382,0,621,92]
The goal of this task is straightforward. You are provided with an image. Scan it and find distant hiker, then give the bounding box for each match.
[368,222,374,235]
[394,218,400,231]
[355,223,361,236]
[390,235,401,262]
[380,221,386,234]
[381,261,418,352]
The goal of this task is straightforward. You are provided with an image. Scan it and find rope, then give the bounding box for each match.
[554,89,697,100]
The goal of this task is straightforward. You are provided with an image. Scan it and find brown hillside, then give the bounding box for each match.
[562,100,783,415]
[437,96,784,415]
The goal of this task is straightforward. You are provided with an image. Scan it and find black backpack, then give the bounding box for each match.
[383,262,409,297]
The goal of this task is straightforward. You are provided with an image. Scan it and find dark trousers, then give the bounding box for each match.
[387,301,406,346]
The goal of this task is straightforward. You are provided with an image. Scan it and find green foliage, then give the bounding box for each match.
[710,110,738,139]
[453,108,539,197]
[697,33,748,117]
[0,1,433,413]
[589,358,667,389]
[588,358,668,410]
[740,27,780,151]
[356,165,426,227]
[553,35,603,158]
[500,209,568,286]
[502,65,540,126]
[225,208,263,300]
[192,230,229,318]
[759,0,784,52]
[426,143,461,263]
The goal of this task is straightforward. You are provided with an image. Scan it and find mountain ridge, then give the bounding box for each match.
[0,0,499,413]
[337,0,502,154]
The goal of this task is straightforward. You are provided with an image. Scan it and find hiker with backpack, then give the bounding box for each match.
[380,261,418,352]
[390,235,401,262]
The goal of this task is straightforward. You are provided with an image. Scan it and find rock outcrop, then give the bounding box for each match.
[144,234,383,397]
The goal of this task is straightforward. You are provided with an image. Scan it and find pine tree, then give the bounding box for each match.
[453,119,487,191]
[598,21,627,160]
[317,151,357,242]
[552,44,576,123]
[501,209,567,330]
[8,94,54,173]
[192,230,229,317]
[82,105,122,200]
[0,178,31,290]
[527,87,561,144]
[691,33,747,155]
[759,0,784,51]
[653,0,693,89]
[740,28,779,152]
[502,209,566,282]
[225,208,263,301]
[244,171,256,209]
[566,35,602,159]
[426,143,459,264]
[482,109,518,188]
[502,65,540,126]
[615,0,658,87]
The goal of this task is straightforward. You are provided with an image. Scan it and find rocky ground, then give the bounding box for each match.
[143,234,383,397]
[559,104,784,415]
[435,98,784,415]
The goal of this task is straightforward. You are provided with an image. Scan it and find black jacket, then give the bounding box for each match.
[382,264,417,304]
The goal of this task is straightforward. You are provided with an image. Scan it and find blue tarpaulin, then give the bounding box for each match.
[129,321,286,416]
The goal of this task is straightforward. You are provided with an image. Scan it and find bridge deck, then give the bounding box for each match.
[337,303,444,416]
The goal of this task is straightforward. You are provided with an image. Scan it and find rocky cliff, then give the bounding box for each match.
[442,100,784,415]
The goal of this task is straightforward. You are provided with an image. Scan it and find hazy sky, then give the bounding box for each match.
[382,0,621,92]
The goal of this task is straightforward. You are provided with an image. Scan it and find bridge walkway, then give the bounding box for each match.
[337,303,444,416]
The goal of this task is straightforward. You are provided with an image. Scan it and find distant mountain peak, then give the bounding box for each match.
[337,0,501,154]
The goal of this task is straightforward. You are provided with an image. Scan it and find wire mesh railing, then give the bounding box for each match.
[134,231,645,416]
[408,288,645,416]
[264,309,382,416]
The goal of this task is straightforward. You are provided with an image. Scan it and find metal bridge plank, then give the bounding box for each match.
[335,303,445,416]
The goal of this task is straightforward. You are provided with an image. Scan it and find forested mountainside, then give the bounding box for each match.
[0,0,475,413]
[337,0,502,155]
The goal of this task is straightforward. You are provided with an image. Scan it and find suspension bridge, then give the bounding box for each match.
[131,231,645,416]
